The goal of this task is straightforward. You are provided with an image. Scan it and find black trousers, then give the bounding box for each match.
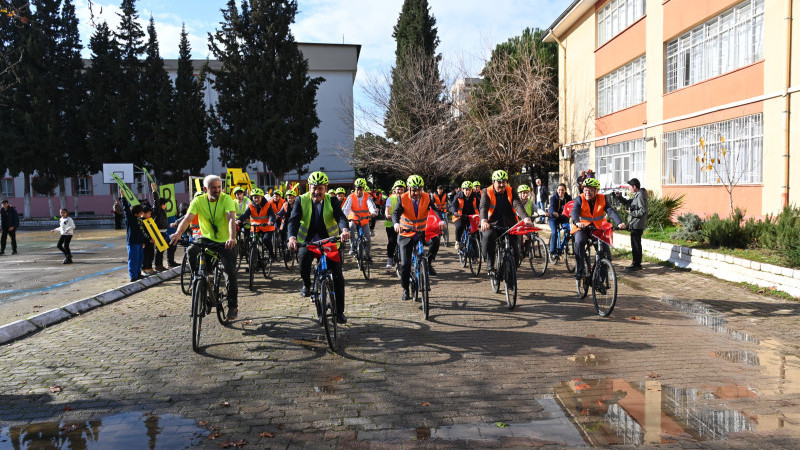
[481,228,521,269]
[630,228,644,266]
[385,226,398,258]
[573,229,612,275]
[142,241,154,269]
[188,240,239,309]
[298,246,345,314]
[398,234,440,290]
[114,213,123,229]
[57,235,72,257]
[454,217,470,243]
[1,229,16,253]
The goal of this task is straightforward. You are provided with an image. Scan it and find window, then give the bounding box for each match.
[1,178,13,198]
[596,139,646,188]
[597,0,646,47]
[74,176,93,196]
[597,55,646,117]
[662,114,762,185]
[257,172,275,189]
[666,0,764,93]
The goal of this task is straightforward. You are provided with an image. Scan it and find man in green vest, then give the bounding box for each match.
[384,180,406,268]
[287,171,351,324]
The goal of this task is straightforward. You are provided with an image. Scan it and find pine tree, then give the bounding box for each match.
[84,21,123,163]
[171,24,209,182]
[139,16,174,181]
[385,0,442,142]
[113,0,145,163]
[207,0,323,180]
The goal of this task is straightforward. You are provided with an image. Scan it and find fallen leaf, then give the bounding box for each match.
[586,334,596,338]
[63,406,73,411]
[234,440,247,447]
[158,313,167,317]
[220,401,230,407]
[49,386,64,393]
[259,432,275,438]
[496,422,509,428]
[648,372,660,378]
[421,402,430,407]
[242,320,253,325]
[757,289,765,294]
[328,376,344,382]
[198,420,209,427]
[629,316,642,320]
[234,362,243,366]
[34,305,43,308]
[207,432,223,440]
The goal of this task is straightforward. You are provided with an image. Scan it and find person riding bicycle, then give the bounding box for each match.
[170,175,239,319]
[471,181,483,204]
[479,170,533,275]
[271,190,286,233]
[236,188,277,261]
[548,183,572,256]
[450,181,478,251]
[335,187,347,205]
[384,180,406,268]
[232,187,251,242]
[277,189,298,246]
[342,178,378,261]
[571,177,626,280]
[392,175,447,300]
[433,185,449,223]
[287,171,351,323]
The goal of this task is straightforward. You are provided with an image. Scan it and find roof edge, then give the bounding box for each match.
[543,0,595,42]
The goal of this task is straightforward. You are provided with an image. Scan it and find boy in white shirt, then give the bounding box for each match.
[52,208,76,264]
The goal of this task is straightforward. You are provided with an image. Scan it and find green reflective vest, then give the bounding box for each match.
[235,198,251,228]
[297,193,339,244]
[384,195,398,228]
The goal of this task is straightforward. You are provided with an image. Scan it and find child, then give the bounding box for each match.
[122,198,147,282]
[51,208,75,264]
[141,205,156,275]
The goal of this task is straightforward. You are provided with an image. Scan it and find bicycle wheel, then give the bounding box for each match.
[458,234,466,268]
[394,247,402,280]
[548,234,559,264]
[528,235,548,277]
[592,258,617,317]
[180,252,192,295]
[359,240,370,280]
[467,235,481,276]
[442,221,449,247]
[261,245,272,279]
[321,277,339,352]
[410,269,419,302]
[284,248,296,270]
[214,266,230,324]
[191,277,205,352]
[490,248,501,294]
[564,234,574,273]
[503,253,517,310]
[420,258,430,320]
[248,246,258,291]
[236,241,245,272]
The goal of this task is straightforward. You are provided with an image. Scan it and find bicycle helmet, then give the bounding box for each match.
[392,180,406,189]
[517,184,531,193]
[406,174,424,188]
[308,171,329,186]
[335,187,346,195]
[286,189,298,197]
[354,178,368,188]
[582,177,601,189]
[232,186,244,195]
[365,186,371,192]
[251,188,265,197]
[272,189,283,197]
[193,191,204,198]
[473,181,481,187]
[461,181,473,189]
[491,170,509,181]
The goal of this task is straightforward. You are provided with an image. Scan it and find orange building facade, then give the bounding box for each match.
[545,0,800,218]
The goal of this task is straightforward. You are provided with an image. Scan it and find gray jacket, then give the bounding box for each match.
[619,189,648,230]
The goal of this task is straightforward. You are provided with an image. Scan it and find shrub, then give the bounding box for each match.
[671,213,703,242]
[702,209,752,249]
[759,205,800,267]
[646,192,684,231]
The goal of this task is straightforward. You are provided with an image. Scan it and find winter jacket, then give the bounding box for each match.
[619,189,648,230]
[1,206,20,230]
[122,198,147,245]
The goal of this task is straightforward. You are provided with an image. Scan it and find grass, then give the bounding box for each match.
[737,282,799,302]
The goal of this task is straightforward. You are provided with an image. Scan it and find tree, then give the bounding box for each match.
[84,21,123,165]
[697,132,756,218]
[207,0,323,180]
[139,16,174,181]
[113,0,144,163]
[384,0,442,142]
[0,1,27,100]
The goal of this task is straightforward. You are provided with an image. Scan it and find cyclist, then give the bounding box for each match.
[571,177,626,280]
[384,180,406,268]
[287,171,351,323]
[335,187,347,205]
[342,178,378,261]
[277,189,298,245]
[433,185,449,227]
[479,170,533,275]
[471,181,483,204]
[169,175,239,319]
[392,175,446,300]
[236,188,277,261]
[450,181,477,251]
[232,187,251,242]
[548,183,572,256]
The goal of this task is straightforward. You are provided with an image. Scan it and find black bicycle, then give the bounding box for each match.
[549,221,575,272]
[247,231,273,291]
[187,239,232,352]
[352,225,372,279]
[179,237,194,295]
[404,230,432,320]
[235,225,249,272]
[575,224,618,317]
[456,214,481,276]
[488,226,517,310]
[521,228,548,277]
[305,236,343,352]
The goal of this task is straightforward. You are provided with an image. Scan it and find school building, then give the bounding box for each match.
[544,0,799,218]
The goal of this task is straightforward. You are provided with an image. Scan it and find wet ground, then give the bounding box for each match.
[2,228,800,448]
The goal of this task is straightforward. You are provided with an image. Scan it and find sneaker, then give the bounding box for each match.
[402,289,411,301]
[625,264,642,272]
[301,285,311,297]
[454,242,461,251]
[11,251,17,255]
[62,257,73,264]
[227,308,238,321]
[386,257,393,269]
[575,269,587,281]
[336,314,347,324]
[428,265,437,276]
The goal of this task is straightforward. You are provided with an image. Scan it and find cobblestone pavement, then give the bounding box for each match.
[2,229,800,448]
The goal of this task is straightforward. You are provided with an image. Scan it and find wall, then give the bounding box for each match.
[661,185,763,219]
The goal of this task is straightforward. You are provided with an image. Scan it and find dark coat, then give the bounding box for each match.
[1,206,20,230]
[287,195,349,241]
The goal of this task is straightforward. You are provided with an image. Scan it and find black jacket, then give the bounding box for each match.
[287,195,349,241]
[479,187,528,227]
[122,198,147,245]
[1,206,19,230]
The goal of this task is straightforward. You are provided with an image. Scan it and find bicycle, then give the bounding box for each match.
[187,239,232,352]
[521,226,548,277]
[351,225,372,279]
[404,229,433,320]
[304,236,344,352]
[439,211,450,247]
[488,226,518,310]
[575,224,618,317]
[393,243,402,280]
[456,214,481,277]
[247,231,273,291]
[235,225,249,272]
[179,237,194,295]
[548,221,575,273]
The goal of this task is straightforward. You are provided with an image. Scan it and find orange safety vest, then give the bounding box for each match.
[571,194,608,234]
[486,186,514,220]
[433,193,448,210]
[272,198,285,215]
[453,195,478,222]
[347,193,370,226]
[399,192,430,237]
[249,201,274,232]
[190,215,201,238]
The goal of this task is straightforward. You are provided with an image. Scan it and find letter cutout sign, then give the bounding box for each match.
[142,218,169,252]
[159,184,176,217]
[111,174,139,207]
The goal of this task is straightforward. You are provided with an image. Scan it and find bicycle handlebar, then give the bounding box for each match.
[298,236,341,248]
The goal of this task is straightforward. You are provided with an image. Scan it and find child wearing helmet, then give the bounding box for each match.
[342,178,378,260]
[236,187,277,261]
[450,181,478,251]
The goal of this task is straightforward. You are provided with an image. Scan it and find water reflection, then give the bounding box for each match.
[660,297,759,343]
[0,412,207,450]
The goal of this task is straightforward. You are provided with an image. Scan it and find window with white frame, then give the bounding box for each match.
[662,114,762,185]
[597,0,646,47]
[597,55,646,117]
[74,176,93,196]
[666,0,764,93]
[596,139,646,189]
[1,179,13,198]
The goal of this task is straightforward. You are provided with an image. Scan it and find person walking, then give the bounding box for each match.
[1,199,19,255]
[52,208,76,264]
[615,178,648,271]
[112,199,124,230]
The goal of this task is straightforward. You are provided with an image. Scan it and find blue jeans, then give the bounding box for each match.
[127,243,143,281]
[536,202,546,222]
[549,219,570,254]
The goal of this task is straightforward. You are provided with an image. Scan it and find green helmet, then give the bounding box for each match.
[354,178,368,188]
[365,186,371,192]
[286,189,298,197]
[517,184,531,193]
[473,181,481,187]
[308,171,328,186]
[335,187,346,195]
[232,186,244,195]
[582,177,601,189]
[392,180,406,189]
[406,174,424,188]
[193,191,204,198]
[251,188,265,197]
[491,170,509,181]
[461,181,473,189]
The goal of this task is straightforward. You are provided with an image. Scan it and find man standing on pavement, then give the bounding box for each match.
[1,199,19,255]
[615,178,648,271]
[534,178,549,224]
[170,175,239,320]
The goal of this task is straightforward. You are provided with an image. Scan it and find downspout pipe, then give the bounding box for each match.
[783,0,793,207]
[548,29,568,179]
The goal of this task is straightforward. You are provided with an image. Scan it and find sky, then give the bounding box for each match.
[74,0,569,133]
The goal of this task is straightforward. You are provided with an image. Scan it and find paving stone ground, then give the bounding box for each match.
[2,229,800,448]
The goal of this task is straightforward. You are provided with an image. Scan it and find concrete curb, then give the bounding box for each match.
[0,266,181,345]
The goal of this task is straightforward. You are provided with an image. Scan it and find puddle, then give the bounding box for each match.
[713,350,760,366]
[0,412,208,449]
[660,297,759,343]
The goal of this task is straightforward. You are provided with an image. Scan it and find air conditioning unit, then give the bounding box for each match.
[559,146,572,161]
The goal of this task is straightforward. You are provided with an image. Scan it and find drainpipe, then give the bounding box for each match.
[783,0,793,207]
[550,31,568,182]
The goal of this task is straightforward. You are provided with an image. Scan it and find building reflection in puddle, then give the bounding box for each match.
[660,297,759,344]
[0,412,208,450]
